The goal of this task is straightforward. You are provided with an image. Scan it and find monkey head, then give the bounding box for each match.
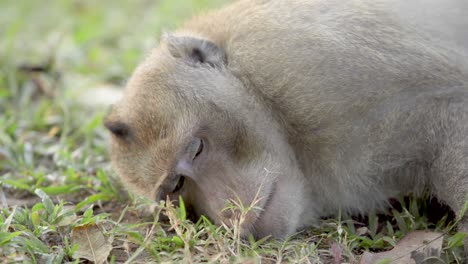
[105,34,307,238]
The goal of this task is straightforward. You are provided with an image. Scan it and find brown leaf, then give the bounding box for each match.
[359,230,443,264]
[356,226,369,236]
[47,126,60,137]
[72,224,112,264]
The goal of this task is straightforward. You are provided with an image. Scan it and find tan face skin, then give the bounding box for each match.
[105,44,306,238]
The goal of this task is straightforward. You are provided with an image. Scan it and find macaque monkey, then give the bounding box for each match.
[105,0,468,253]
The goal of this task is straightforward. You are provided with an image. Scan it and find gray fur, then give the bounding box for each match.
[106,0,468,254]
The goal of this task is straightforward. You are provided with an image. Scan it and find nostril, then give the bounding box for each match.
[172,175,185,193]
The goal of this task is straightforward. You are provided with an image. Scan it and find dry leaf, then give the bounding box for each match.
[359,230,443,264]
[47,126,60,137]
[72,224,112,264]
[356,226,369,236]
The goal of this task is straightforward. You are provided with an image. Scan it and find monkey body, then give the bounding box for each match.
[106,0,468,246]
[180,0,468,230]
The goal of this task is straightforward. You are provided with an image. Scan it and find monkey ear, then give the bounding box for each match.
[163,34,227,68]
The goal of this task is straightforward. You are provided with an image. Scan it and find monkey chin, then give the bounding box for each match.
[221,188,277,239]
[220,177,307,240]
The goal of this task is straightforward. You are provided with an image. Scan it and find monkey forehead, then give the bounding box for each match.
[110,46,247,141]
[120,54,208,114]
[106,67,204,153]
[130,47,246,108]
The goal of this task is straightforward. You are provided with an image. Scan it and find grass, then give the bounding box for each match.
[0,1,466,263]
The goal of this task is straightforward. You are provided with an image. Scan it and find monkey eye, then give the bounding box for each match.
[104,120,130,138]
[188,138,204,161]
[194,139,204,160]
[172,175,185,193]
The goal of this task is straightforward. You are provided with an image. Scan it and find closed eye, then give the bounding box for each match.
[104,120,130,138]
[194,139,204,160]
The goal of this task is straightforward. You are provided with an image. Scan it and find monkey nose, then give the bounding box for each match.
[175,159,194,178]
